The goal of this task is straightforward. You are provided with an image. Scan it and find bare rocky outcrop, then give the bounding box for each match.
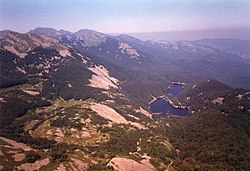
[136,107,152,119]
[88,65,119,90]
[81,131,91,138]
[127,114,140,120]
[59,49,71,57]
[71,157,89,170]
[91,104,128,124]
[0,136,35,151]
[129,121,147,130]
[119,42,140,58]
[54,128,65,143]
[16,158,50,171]
[107,157,154,171]
[212,97,224,105]
[2,31,71,59]
[0,97,6,103]
[12,153,26,162]
[4,45,27,58]
[23,90,40,96]
[55,163,66,171]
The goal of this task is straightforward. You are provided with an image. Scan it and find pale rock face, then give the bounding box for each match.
[119,42,140,58]
[46,130,53,135]
[4,46,27,58]
[87,65,119,90]
[55,164,66,171]
[0,136,35,151]
[54,128,65,143]
[71,157,89,170]
[91,103,146,129]
[237,94,243,100]
[76,30,107,47]
[91,103,128,124]
[127,114,140,120]
[0,98,7,103]
[12,153,26,162]
[136,107,152,119]
[16,66,26,74]
[129,121,147,130]
[16,158,50,171]
[81,131,91,138]
[22,90,40,96]
[107,157,154,171]
[212,97,224,105]
[238,105,244,109]
[2,32,71,58]
[59,49,71,57]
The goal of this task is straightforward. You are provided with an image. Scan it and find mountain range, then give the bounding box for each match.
[0,27,249,171]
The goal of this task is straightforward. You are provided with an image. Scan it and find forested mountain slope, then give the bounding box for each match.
[0,28,249,171]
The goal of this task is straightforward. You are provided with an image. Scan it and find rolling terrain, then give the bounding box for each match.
[0,28,249,171]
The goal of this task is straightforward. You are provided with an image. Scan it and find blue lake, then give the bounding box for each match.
[149,99,188,116]
[167,83,184,97]
[149,82,188,116]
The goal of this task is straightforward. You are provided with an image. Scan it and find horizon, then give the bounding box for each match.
[1,26,250,41]
[1,0,250,38]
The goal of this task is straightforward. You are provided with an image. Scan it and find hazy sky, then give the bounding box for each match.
[1,0,250,34]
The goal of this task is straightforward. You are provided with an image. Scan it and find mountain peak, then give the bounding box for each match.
[75,29,97,34]
[58,29,73,34]
[75,29,107,36]
[29,27,60,36]
[116,34,144,45]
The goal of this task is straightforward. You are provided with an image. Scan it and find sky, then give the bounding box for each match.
[1,0,250,38]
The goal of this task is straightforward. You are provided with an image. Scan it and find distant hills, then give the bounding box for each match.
[127,28,250,41]
[1,27,250,88]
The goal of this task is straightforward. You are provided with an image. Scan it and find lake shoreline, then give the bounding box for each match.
[148,82,189,116]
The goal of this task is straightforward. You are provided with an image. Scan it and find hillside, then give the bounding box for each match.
[0,28,249,171]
